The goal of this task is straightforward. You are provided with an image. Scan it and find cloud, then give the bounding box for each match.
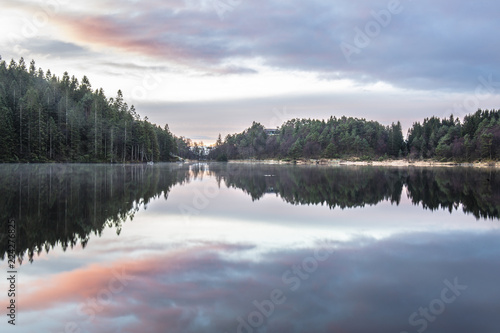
[19,39,89,57]
[3,0,500,143]
[7,0,498,91]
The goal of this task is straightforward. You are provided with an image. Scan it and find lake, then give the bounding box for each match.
[1,163,499,333]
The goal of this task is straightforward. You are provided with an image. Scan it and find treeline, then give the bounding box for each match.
[210,118,405,161]
[407,111,500,161]
[175,136,208,160]
[210,111,500,161]
[2,57,499,163]
[0,57,176,162]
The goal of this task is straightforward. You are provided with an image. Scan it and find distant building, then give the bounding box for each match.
[265,128,279,136]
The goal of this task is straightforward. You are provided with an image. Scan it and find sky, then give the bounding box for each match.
[1,0,500,144]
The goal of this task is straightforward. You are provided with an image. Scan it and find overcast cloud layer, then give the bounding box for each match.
[2,0,500,141]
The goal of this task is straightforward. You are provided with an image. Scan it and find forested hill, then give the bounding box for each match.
[406,110,500,161]
[209,110,500,161]
[0,57,176,162]
[1,57,499,163]
[210,118,406,161]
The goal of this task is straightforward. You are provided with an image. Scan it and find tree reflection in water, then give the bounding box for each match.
[0,163,498,264]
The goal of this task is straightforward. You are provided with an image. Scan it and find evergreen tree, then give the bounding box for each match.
[0,57,176,162]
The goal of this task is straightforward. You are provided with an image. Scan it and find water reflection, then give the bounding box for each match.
[1,163,499,263]
[209,164,500,219]
[17,234,500,333]
[0,164,190,263]
[0,163,499,333]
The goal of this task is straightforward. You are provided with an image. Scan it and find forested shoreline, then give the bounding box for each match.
[0,57,177,162]
[1,57,499,163]
[209,111,500,162]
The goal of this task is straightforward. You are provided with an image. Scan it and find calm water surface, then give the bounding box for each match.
[0,163,499,333]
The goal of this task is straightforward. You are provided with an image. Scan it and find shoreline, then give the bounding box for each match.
[227,159,500,168]
[2,159,499,168]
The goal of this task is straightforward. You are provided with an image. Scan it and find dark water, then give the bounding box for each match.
[0,163,499,333]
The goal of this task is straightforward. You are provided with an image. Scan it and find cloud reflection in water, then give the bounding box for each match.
[19,231,500,333]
